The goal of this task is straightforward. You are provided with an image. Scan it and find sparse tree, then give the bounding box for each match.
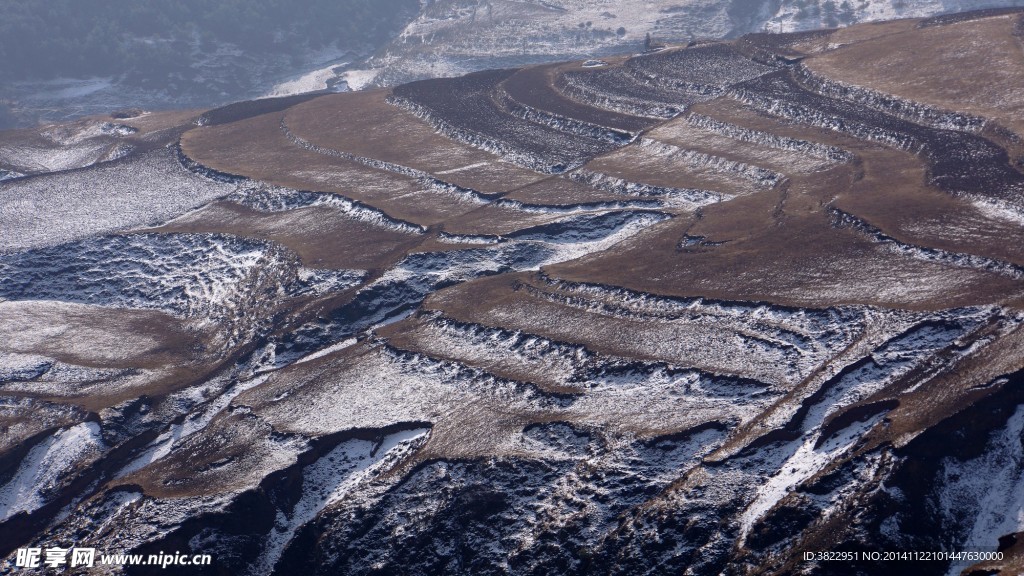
[822,0,839,28]
[838,1,855,24]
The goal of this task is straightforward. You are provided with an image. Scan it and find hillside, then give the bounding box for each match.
[363,0,1024,86]
[1,8,1024,575]
[7,1,1024,129]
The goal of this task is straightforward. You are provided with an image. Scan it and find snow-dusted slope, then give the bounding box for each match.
[765,0,1024,32]
[367,0,737,85]
[358,0,1024,87]
[0,148,234,253]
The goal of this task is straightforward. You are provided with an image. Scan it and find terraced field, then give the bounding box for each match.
[1,8,1024,576]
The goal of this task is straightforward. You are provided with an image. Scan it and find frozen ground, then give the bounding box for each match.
[0,148,234,253]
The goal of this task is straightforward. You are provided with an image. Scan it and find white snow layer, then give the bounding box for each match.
[0,148,233,253]
[247,428,429,575]
[940,404,1024,576]
[0,422,104,521]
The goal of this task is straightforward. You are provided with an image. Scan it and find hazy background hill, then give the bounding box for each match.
[3,0,1024,128]
[0,0,421,127]
[0,0,417,80]
[365,0,1024,85]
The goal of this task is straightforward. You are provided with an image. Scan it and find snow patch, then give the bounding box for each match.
[339,69,380,91]
[248,428,429,575]
[940,404,1024,575]
[0,422,104,521]
[0,148,234,253]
